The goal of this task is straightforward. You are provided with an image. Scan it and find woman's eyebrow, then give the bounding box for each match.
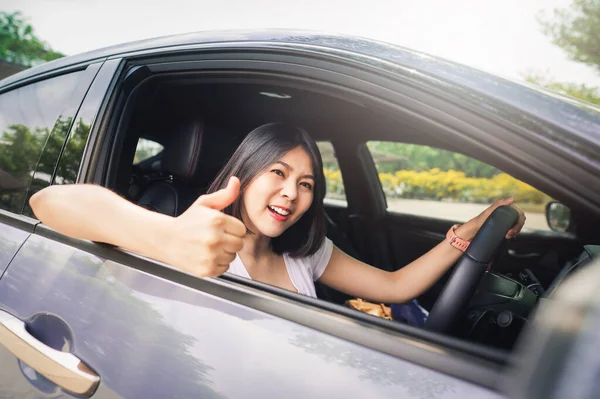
[275,160,291,169]
[275,161,315,180]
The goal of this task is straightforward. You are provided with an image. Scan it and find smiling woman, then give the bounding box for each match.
[207,123,325,257]
[205,124,328,296]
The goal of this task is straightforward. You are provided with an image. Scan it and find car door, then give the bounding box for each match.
[0,49,508,398]
[2,228,509,399]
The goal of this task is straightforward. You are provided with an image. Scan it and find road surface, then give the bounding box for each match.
[325,197,548,231]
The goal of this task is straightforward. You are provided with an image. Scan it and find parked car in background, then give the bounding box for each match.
[0,30,599,398]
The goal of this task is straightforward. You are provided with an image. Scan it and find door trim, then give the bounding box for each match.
[0,209,38,233]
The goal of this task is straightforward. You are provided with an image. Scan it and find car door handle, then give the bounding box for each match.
[0,310,99,396]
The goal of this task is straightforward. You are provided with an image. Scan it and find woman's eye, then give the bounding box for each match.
[300,182,313,190]
[271,169,285,177]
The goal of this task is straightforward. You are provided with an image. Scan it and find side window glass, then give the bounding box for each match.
[367,141,552,231]
[52,119,91,185]
[0,72,84,214]
[317,141,347,206]
[134,139,164,164]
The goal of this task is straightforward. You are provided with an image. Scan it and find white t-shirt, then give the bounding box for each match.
[226,238,334,298]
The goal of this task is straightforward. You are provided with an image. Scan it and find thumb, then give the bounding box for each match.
[196,176,240,210]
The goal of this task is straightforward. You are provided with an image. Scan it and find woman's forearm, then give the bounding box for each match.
[388,223,478,302]
[29,184,174,263]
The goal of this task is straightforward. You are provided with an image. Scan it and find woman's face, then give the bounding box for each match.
[242,146,315,238]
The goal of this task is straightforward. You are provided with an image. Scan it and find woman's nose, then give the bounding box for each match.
[280,180,298,201]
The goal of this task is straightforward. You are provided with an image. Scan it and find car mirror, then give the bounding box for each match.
[546,201,571,232]
[507,258,600,399]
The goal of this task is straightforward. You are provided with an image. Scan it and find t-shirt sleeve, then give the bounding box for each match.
[310,237,334,281]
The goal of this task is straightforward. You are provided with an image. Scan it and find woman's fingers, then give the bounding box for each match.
[224,216,247,237]
[506,204,526,239]
[215,251,238,266]
[201,263,231,278]
[221,233,245,254]
[166,192,248,277]
[476,198,527,240]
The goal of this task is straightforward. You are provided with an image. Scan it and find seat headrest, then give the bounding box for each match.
[161,118,204,182]
[161,117,243,188]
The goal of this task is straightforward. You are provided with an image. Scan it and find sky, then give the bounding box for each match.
[4,0,600,86]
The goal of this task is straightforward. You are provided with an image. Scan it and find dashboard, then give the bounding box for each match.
[461,245,599,350]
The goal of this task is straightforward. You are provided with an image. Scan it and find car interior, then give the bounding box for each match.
[100,70,600,353]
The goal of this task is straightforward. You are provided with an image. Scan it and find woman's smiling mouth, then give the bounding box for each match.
[268,205,291,221]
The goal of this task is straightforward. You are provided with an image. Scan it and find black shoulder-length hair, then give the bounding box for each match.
[207,123,326,258]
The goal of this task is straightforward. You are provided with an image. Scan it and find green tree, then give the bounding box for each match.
[366,141,500,178]
[0,117,90,215]
[0,11,64,66]
[531,0,600,106]
[525,73,600,106]
[0,124,44,176]
[538,0,600,73]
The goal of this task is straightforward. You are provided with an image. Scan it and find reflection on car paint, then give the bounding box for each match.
[0,223,29,279]
[0,234,502,398]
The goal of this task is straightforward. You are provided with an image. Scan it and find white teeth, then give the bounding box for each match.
[269,206,290,216]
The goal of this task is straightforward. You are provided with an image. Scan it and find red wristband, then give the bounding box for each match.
[446,224,470,252]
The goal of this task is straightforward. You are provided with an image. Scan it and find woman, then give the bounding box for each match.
[30,123,525,302]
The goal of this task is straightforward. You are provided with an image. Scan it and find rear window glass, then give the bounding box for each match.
[134,139,164,164]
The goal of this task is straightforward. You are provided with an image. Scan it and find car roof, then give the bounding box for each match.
[2,29,599,149]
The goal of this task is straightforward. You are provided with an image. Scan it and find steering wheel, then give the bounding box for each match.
[424,205,519,333]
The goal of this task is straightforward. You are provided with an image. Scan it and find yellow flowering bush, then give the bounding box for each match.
[323,168,345,196]
[324,168,550,204]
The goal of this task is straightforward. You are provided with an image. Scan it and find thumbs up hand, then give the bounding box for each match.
[163,177,246,277]
[195,176,242,211]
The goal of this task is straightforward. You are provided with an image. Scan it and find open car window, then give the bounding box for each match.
[367,141,554,231]
[105,66,584,362]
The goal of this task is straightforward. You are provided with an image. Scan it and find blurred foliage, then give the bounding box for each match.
[134,138,164,164]
[324,167,550,205]
[525,72,600,106]
[367,141,500,178]
[322,142,549,204]
[0,119,89,214]
[0,123,42,177]
[531,0,600,106]
[0,11,64,66]
[538,0,600,73]
[0,119,87,183]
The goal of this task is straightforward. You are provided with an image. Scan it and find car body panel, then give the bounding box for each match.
[0,223,29,279]
[0,234,503,398]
